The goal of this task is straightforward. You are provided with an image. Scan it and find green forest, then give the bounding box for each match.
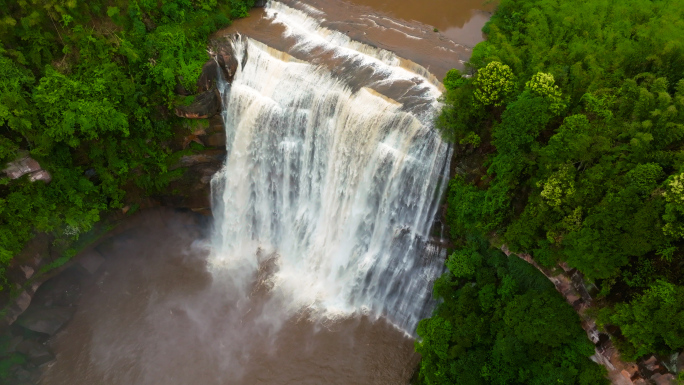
[0,0,254,292]
[416,0,684,383]
[2,0,684,383]
[416,236,606,384]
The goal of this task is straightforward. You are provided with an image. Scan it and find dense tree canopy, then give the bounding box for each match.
[430,0,684,366]
[0,0,253,290]
[416,238,607,385]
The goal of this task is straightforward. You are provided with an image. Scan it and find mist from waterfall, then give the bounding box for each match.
[208,1,451,335]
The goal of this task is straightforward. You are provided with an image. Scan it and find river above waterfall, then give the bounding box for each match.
[217,0,493,80]
[40,1,491,383]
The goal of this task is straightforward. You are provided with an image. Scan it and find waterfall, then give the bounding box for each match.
[209,1,450,334]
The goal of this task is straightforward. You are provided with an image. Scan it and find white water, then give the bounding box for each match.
[209,2,450,334]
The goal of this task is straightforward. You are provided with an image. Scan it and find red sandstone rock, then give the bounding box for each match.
[643,355,659,372]
[28,170,51,183]
[175,87,222,119]
[4,156,41,179]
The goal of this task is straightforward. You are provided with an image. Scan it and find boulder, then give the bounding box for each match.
[620,370,633,381]
[28,170,51,183]
[175,76,192,96]
[3,156,41,179]
[254,0,267,7]
[208,115,225,134]
[30,268,82,309]
[643,355,660,372]
[16,340,55,366]
[206,132,226,148]
[677,352,684,373]
[197,60,221,93]
[16,306,74,335]
[651,373,676,385]
[212,40,239,82]
[175,87,222,119]
[78,250,105,275]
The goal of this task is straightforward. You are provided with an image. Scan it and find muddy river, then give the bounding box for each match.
[40,210,418,384]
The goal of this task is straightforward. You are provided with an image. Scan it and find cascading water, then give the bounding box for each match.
[209,1,451,334]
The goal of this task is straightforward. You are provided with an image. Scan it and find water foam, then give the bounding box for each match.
[209,3,450,334]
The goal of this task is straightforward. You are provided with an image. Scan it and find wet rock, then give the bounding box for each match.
[207,115,225,134]
[211,39,239,82]
[643,355,660,372]
[4,156,41,179]
[28,170,51,183]
[171,151,225,170]
[175,76,192,96]
[175,87,222,119]
[197,60,221,93]
[158,160,224,209]
[182,133,205,149]
[239,37,249,70]
[677,352,684,372]
[16,340,55,366]
[206,132,226,147]
[6,290,35,326]
[254,0,267,7]
[31,268,82,308]
[78,250,105,275]
[16,306,74,335]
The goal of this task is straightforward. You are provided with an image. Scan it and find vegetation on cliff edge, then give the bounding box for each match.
[0,0,254,292]
[415,236,607,385]
[418,0,684,382]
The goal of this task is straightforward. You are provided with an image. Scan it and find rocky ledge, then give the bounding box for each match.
[174,34,244,120]
[3,153,52,183]
[501,246,683,385]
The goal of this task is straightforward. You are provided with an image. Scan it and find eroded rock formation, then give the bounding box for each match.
[3,155,52,183]
[174,35,242,120]
[501,245,682,385]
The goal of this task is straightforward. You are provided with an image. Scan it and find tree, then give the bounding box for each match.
[472,61,515,107]
[603,280,684,359]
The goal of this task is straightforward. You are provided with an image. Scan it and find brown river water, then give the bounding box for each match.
[40,1,491,383]
[219,0,493,80]
[40,209,418,384]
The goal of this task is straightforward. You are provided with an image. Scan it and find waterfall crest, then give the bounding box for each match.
[209,2,450,333]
